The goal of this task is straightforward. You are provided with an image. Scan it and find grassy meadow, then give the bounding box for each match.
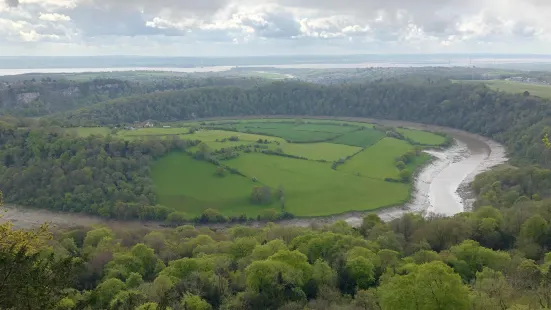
[69,118,448,218]
[226,153,410,216]
[331,128,386,147]
[279,143,362,161]
[151,153,277,216]
[213,120,361,142]
[339,138,414,180]
[70,127,111,137]
[454,79,551,99]
[397,128,447,146]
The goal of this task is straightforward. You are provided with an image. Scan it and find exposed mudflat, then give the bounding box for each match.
[0,117,508,229]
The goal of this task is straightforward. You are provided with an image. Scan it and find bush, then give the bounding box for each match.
[165,211,188,226]
[251,186,272,205]
[396,161,406,170]
[215,167,226,177]
[399,169,412,182]
[257,209,279,221]
[196,209,227,224]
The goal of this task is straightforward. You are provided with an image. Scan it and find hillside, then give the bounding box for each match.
[0,76,266,116]
[49,80,551,168]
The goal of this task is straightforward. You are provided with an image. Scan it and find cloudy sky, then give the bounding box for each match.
[0,0,550,56]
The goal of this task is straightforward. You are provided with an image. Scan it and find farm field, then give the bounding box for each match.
[397,128,447,146]
[119,127,191,136]
[331,128,386,147]
[68,118,448,218]
[338,138,415,180]
[454,79,551,99]
[279,143,362,161]
[209,119,363,142]
[151,153,276,216]
[70,127,111,137]
[226,153,410,216]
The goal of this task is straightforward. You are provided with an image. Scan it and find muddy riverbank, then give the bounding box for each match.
[0,117,508,229]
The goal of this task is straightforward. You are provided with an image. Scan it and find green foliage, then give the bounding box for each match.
[379,261,470,310]
[0,127,189,220]
[473,166,551,209]
[471,267,513,310]
[136,302,160,310]
[126,272,144,288]
[0,247,81,309]
[399,169,412,182]
[251,186,272,205]
[93,278,126,308]
[0,76,264,117]
[181,294,212,310]
[346,256,375,289]
[10,187,551,310]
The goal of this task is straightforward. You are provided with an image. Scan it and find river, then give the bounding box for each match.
[0,119,507,229]
[0,62,469,76]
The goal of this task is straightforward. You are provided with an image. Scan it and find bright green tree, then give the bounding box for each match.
[379,261,470,310]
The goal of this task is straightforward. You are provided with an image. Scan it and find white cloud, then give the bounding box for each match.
[19,28,60,41]
[39,12,70,21]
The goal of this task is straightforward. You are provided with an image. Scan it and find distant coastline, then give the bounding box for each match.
[2,54,551,73]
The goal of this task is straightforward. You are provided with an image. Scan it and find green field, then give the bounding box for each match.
[226,153,410,216]
[331,128,386,147]
[119,127,191,136]
[68,119,447,218]
[279,143,362,161]
[212,121,359,142]
[338,138,415,180]
[397,128,447,146]
[455,79,551,99]
[152,153,277,216]
[71,127,111,137]
[293,123,360,133]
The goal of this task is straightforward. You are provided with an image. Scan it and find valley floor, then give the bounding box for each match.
[2,118,507,229]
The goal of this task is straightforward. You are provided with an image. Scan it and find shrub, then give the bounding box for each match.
[215,167,226,177]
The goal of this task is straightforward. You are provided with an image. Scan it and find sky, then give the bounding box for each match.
[1,0,550,56]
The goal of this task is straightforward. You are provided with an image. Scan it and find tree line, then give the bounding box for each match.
[0,76,267,117]
[47,79,551,168]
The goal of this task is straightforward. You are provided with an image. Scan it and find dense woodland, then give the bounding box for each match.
[0,122,193,220]
[7,188,551,309]
[48,79,551,167]
[0,77,265,116]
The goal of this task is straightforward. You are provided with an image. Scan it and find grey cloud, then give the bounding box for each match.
[278,0,479,40]
[512,22,538,37]
[5,0,19,7]
[66,5,185,36]
[240,11,301,38]
[85,0,230,18]
[277,0,477,15]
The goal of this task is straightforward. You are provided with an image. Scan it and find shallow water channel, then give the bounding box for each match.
[1,120,508,229]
